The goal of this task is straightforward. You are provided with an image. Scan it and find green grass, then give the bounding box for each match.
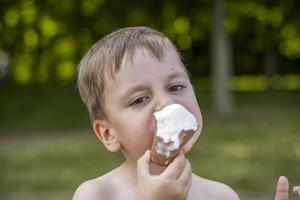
[0,133,124,199]
[0,84,90,132]
[0,84,300,199]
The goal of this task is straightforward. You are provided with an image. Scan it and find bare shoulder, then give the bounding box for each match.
[72,171,116,200]
[189,174,239,200]
[72,179,102,200]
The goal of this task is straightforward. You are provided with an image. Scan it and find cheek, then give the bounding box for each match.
[134,112,156,148]
[118,110,156,156]
[183,92,203,128]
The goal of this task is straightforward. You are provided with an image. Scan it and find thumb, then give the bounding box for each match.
[137,150,151,179]
[181,129,200,153]
[275,176,289,200]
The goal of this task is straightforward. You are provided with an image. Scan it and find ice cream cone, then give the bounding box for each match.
[150,104,198,166]
[150,129,195,166]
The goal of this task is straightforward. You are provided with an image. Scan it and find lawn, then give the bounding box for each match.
[0,83,300,199]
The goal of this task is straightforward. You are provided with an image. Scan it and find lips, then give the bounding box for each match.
[150,104,198,166]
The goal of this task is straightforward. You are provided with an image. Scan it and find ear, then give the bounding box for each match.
[93,119,121,152]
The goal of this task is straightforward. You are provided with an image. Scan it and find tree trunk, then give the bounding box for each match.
[0,50,10,82]
[211,0,234,116]
[264,51,278,90]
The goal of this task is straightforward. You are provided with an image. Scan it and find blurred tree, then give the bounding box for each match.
[227,0,300,84]
[211,0,234,116]
[0,50,10,82]
[0,0,299,87]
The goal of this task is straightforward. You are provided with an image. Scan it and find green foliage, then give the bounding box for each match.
[0,0,299,84]
[228,0,300,60]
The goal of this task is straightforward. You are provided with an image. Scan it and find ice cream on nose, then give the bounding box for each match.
[150,104,198,166]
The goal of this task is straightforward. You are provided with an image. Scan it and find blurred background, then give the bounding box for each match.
[0,0,299,199]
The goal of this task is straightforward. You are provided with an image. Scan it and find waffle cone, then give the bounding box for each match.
[150,129,195,166]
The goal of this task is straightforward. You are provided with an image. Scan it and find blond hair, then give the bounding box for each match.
[77,26,182,120]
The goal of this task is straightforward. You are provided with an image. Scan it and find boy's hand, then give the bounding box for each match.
[293,186,300,197]
[274,176,300,200]
[293,186,300,196]
[137,150,192,200]
[275,176,289,200]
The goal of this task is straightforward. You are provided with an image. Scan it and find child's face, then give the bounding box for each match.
[102,47,202,160]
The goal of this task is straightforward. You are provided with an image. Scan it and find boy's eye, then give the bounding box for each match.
[169,84,187,92]
[130,96,149,106]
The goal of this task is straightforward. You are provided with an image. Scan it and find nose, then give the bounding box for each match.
[154,91,176,112]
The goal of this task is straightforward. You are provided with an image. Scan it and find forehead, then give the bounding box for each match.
[121,47,185,79]
[103,46,187,96]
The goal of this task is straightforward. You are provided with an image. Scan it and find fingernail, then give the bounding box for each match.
[278,176,288,184]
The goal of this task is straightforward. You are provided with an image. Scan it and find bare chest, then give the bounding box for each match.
[103,185,137,200]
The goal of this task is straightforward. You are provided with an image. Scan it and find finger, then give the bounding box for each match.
[162,153,186,179]
[179,169,193,199]
[181,129,201,154]
[137,150,151,179]
[177,160,192,187]
[184,173,193,197]
[293,186,300,193]
[275,176,289,200]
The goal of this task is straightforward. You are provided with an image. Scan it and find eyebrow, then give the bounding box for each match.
[120,84,148,103]
[165,71,188,82]
[120,71,188,101]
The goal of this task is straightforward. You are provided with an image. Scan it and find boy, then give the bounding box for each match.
[73,26,298,200]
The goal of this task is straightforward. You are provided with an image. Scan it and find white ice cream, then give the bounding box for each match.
[154,104,198,157]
